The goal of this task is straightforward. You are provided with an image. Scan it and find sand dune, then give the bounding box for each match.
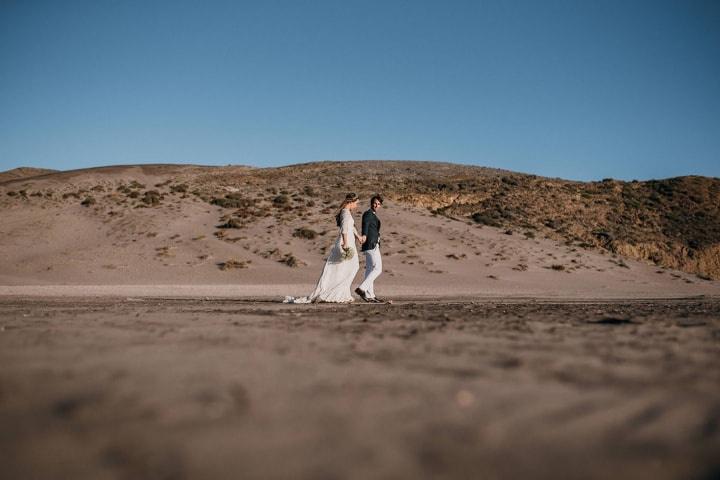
[0,163,717,298]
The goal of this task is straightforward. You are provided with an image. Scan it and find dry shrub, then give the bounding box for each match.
[273,195,289,206]
[155,246,174,257]
[293,227,318,240]
[613,259,630,268]
[219,259,250,270]
[80,196,96,207]
[471,212,501,227]
[211,193,254,209]
[218,218,243,229]
[280,254,300,267]
[142,190,161,205]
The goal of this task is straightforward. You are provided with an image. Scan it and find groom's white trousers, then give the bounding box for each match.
[359,246,382,298]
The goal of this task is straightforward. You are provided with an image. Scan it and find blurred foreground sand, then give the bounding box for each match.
[1,297,718,479]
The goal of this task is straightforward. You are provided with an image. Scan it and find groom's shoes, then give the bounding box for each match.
[370,297,385,304]
[355,288,371,302]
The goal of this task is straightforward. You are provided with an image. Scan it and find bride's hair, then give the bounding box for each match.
[335,193,358,227]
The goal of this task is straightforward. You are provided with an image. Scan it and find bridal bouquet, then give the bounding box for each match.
[341,246,355,261]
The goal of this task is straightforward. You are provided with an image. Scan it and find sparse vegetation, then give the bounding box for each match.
[293,227,318,240]
[142,190,161,205]
[273,195,290,206]
[4,161,718,279]
[211,193,254,209]
[155,246,174,258]
[218,218,243,229]
[80,196,96,207]
[218,259,250,270]
[280,254,300,267]
[471,212,501,227]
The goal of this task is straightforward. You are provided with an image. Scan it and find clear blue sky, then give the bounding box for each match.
[1,0,718,181]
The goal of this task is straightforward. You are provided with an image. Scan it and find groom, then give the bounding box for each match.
[355,195,384,303]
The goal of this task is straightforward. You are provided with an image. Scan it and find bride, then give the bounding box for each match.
[284,193,365,303]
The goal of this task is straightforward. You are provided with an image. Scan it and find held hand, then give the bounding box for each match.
[361,235,367,243]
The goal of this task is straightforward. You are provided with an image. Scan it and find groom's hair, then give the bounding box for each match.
[370,195,383,206]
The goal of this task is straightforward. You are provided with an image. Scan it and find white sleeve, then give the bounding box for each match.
[342,211,353,235]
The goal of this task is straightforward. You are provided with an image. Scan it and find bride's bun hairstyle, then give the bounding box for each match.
[336,193,359,226]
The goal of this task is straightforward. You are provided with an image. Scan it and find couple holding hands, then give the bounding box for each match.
[285,193,385,304]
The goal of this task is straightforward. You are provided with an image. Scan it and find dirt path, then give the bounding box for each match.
[1,298,719,479]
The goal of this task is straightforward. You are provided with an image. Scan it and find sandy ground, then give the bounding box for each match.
[2,165,718,299]
[1,296,719,480]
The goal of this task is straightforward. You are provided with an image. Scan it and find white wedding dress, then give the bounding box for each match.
[284,209,360,303]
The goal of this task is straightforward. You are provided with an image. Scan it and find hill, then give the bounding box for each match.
[188,161,720,280]
[0,161,717,296]
[0,167,58,183]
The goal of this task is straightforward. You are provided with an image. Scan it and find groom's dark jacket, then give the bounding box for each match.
[361,209,381,252]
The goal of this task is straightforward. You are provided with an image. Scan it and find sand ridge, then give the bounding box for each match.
[0,163,718,298]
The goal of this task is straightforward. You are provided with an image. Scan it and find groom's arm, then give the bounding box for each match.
[361,211,371,237]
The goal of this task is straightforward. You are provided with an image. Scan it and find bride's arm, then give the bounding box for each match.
[341,211,351,248]
[342,210,364,247]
